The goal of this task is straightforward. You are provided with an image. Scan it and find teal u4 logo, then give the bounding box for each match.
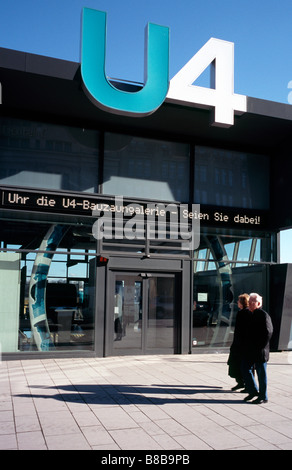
[81,8,170,117]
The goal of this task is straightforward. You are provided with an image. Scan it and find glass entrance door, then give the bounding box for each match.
[112,272,179,355]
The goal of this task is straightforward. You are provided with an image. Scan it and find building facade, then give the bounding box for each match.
[0,46,292,358]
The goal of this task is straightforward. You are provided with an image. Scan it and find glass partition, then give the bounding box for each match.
[0,220,97,353]
[112,272,177,354]
[192,233,269,350]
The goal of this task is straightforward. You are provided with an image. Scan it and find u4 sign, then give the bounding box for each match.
[81,8,247,127]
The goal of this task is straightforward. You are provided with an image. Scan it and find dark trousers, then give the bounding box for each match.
[242,360,268,400]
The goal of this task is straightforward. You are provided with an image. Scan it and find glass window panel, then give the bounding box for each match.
[199,249,207,258]
[206,261,216,271]
[52,249,67,261]
[147,276,175,350]
[225,242,235,260]
[26,252,37,261]
[0,117,99,193]
[104,133,190,201]
[69,249,86,260]
[254,239,261,261]
[237,239,252,261]
[68,262,87,278]
[48,261,67,277]
[195,261,205,272]
[0,218,97,353]
[24,260,35,277]
[88,250,97,260]
[194,146,270,209]
[193,256,268,349]
[113,276,142,349]
[193,233,270,350]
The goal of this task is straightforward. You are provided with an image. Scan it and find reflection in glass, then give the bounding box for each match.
[254,239,260,261]
[104,133,190,201]
[0,219,97,352]
[113,275,142,350]
[193,234,267,350]
[68,262,87,278]
[113,274,176,353]
[237,239,252,261]
[224,242,235,260]
[194,146,270,209]
[0,117,99,193]
[147,277,175,350]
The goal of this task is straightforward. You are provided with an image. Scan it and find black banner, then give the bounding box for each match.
[0,187,268,229]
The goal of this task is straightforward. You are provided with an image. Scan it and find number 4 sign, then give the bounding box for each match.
[166,38,247,127]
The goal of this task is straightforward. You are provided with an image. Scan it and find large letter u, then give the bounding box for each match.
[81,8,169,116]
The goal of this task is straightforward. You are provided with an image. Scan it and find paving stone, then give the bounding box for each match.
[0,352,291,450]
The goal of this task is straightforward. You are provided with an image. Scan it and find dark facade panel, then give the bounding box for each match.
[270,264,292,350]
[1,47,292,152]
[270,149,292,230]
[0,47,79,79]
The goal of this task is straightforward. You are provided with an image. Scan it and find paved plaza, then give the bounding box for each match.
[0,351,292,451]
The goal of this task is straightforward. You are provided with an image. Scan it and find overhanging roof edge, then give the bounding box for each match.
[1,46,292,123]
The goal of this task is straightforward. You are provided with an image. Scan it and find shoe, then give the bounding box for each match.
[240,389,248,393]
[252,398,268,404]
[243,392,258,402]
[231,384,244,391]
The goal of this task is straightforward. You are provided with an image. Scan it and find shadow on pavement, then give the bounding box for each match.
[15,383,245,405]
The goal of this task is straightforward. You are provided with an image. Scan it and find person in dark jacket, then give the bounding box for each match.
[242,293,273,404]
[228,293,251,391]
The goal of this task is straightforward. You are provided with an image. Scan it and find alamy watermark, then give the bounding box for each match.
[91,196,200,251]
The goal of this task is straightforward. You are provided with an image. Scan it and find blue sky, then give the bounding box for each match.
[1,0,292,261]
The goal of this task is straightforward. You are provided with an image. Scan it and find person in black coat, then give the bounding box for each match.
[228,293,251,391]
[241,293,273,404]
